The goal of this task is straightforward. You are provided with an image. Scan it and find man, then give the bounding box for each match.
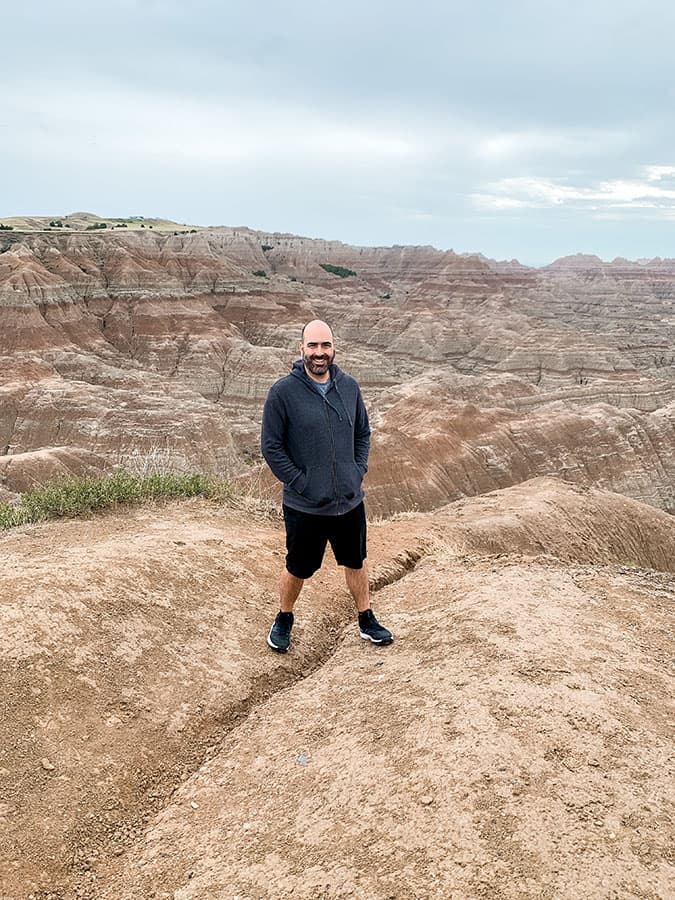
[261,319,393,653]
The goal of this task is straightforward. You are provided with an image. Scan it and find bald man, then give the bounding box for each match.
[261,319,393,652]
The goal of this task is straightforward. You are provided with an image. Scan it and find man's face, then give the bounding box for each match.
[301,325,335,379]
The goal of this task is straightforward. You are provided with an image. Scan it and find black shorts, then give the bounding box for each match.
[283,501,367,579]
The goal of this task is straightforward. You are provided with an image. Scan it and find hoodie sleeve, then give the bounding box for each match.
[354,387,371,474]
[261,385,306,491]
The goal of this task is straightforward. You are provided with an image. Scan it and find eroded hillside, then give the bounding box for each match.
[1,227,674,515]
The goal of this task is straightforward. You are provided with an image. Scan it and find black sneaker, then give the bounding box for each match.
[267,610,294,653]
[358,609,393,645]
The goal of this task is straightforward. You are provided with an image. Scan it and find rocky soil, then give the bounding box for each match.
[0,478,673,899]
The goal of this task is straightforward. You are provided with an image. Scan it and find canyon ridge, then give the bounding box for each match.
[1,215,673,514]
[0,215,673,899]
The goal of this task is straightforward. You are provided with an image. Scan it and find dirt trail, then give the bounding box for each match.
[0,478,673,899]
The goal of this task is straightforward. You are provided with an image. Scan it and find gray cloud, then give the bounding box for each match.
[3,0,675,263]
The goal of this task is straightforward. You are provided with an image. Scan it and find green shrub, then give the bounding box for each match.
[49,220,63,228]
[319,263,356,278]
[86,222,107,230]
[252,270,267,277]
[0,470,230,530]
[261,244,273,252]
[0,224,13,231]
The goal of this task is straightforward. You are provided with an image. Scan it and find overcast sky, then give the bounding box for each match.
[3,0,675,264]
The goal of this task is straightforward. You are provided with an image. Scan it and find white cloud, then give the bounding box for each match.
[474,169,675,212]
[471,194,529,210]
[644,165,675,181]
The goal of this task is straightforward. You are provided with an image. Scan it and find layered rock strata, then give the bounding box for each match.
[1,227,673,512]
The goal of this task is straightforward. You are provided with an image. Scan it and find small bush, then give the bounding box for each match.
[0,224,14,231]
[86,222,107,230]
[261,244,273,252]
[0,470,231,530]
[319,263,356,278]
[49,220,63,228]
[252,270,267,277]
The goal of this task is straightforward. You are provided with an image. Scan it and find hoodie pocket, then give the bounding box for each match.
[339,461,363,501]
[292,469,308,495]
[297,467,332,505]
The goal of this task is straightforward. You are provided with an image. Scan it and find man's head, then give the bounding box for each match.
[300,319,335,381]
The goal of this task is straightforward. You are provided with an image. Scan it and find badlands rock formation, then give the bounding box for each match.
[0,479,673,898]
[1,221,673,898]
[0,221,673,514]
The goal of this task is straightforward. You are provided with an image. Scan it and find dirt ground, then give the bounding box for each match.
[0,478,673,900]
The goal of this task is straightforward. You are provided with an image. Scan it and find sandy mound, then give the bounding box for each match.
[0,478,673,899]
[0,447,109,496]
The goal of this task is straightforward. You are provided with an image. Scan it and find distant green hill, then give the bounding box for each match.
[0,212,202,233]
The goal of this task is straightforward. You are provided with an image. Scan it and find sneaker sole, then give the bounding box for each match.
[359,630,393,645]
[267,632,289,653]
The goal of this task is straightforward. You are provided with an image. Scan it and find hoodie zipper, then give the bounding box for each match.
[322,395,341,514]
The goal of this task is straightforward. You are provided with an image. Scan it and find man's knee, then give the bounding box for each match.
[284,568,307,583]
[286,562,317,579]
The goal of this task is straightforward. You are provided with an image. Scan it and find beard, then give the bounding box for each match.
[303,349,335,377]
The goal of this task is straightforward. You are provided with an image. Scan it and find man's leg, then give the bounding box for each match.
[344,561,370,612]
[334,504,393,645]
[344,562,392,643]
[280,569,304,612]
[268,506,326,652]
[268,569,304,653]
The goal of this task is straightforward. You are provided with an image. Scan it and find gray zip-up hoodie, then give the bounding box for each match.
[261,359,370,516]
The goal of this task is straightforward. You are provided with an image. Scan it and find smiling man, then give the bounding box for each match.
[261,319,393,653]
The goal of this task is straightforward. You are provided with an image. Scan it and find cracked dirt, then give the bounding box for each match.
[0,477,673,899]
